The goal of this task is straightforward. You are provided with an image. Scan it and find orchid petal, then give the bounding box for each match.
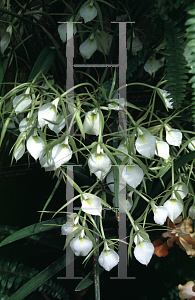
[79,35,98,59]
[52,142,72,168]
[189,204,195,220]
[48,113,66,134]
[81,193,102,216]
[106,169,126,193]
[58,22,77,42]
[116,142,128,160]
[14,140,25,161]
[113,191,133,213]
[39,152,55,171]
[134,229,149,245]
[135,132,156,159]
[61,215,80,236]
[13,94,32,114]
[70,233,93,256]
[108,92,125,111]
[152,205,168,225]
[158,89,173,109]
[155,141,169,160]
[174,181,188,199]
[38,99,59,128]
[27,135,45,160]
[122,164,144,188]
[88,147,111,179]
[188,139,195,151]
[127,35,143,55]
[83,109,99,135]
[98,246,119,271]
[0,25,12,54]
[134,240,154,265]
[163,198,183,222]
[144,54,165,76]
[165,126,182,147]
[80,3,97,23]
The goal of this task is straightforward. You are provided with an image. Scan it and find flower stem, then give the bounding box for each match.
[93,216,101,300]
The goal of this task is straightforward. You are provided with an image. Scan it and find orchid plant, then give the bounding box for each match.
[1,0,195,299]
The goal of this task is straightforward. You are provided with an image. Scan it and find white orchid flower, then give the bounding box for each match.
[83,108,99,136]
[127,34,142,56]
[113,190,133,213]
[14,139,25,161]
[79,33,98,59]
[48,112,66,134]
[19,114,34,134]
[106,169,126,193]
[98,242,119,271]
[108,92,125,111]
[116,141,128,161]
[96,30,113,55]
[158,89,173,109]
[88,145,111,180]
[27,134,45,160]
[80,1,97,23]
[121,164,144,188]
[70,229,93,256]
[39,151,55,171]
[38,98,59,128]
[58,20,77,42]
[163,197,183,222]
[174,181,188,200]
[134,228,149,245]
[155,140,169,160]
[188,139,195,151]
[134,240,154,265]
[189,203,195,220]
[61,215,80,236]
[0,24,12,54]
[135,131,156,159]
[144,53,165,76]
[81,193,102,216]
[151,203,168,225]
[13,92,32,114]
[165,125,182,147]
[51,137,72,168]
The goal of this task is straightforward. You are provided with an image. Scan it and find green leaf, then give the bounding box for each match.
[9,252,75,300]
[28,46,55,83]
[0,216,66,247]
[94,1,103,31]
[74,166,95,185]
[0,56,5,97]
[75,271,93,291]
[39,172,64,222]
[75,268,104,291]
[108,69,117,100]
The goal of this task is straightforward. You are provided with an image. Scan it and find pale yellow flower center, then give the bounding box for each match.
[61,144,68,150]
[89,113,97,122]
[33,136,39,143]
[50,104,56,112]
[138,134,146,142]
[85,198,93,205]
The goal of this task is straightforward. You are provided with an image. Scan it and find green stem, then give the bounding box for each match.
[113,111,120,219]
[93,216,100,300]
